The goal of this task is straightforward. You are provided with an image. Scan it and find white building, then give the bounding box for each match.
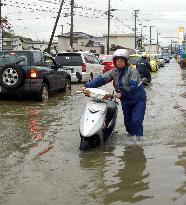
[103,33,135,54]
[57,32,104,54]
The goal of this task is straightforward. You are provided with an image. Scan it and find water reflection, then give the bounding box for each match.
[104,145,152,204]
[173,143,186,202]
[79,144,152,204]
[26,106,54,159]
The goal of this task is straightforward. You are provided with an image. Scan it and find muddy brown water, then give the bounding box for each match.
[0,60,186,205]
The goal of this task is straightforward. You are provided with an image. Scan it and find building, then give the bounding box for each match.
[1,37,58,55]
[103,33,135,54]
[145,44,159,54]
[57,32,104,54]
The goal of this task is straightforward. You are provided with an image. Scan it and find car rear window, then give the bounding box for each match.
[55,53,83,66]
[128,56,142,65]
[0,51,28,66]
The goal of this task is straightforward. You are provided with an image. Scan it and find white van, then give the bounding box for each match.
[55,52,104,83]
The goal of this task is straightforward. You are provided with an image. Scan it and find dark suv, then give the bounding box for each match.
[0,50,71,101]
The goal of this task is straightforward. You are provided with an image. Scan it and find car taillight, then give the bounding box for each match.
[29,68,38,78]
[107,62,114,68]
[82,63,86,72]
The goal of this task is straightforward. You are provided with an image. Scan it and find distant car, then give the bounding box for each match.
[0,50,71,101]
[157,54,165,67]
[99,54,114,73]
[55,52,104,83]
[128,54,142,68]
[162,54,170,63]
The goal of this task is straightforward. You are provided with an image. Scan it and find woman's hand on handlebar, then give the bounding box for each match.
[102,94,112,100]
[113,92,121,99]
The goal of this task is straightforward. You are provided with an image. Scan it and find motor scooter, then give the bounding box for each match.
[76,72,118,151]
[76,72,148,150]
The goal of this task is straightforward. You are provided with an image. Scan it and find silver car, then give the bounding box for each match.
[157,54,165,67]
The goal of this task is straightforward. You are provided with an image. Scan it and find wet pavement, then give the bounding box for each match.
[0,59,186,205]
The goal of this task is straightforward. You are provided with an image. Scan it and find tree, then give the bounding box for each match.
[1,16,13,38]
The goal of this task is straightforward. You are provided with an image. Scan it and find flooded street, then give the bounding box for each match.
[0,59,186,205]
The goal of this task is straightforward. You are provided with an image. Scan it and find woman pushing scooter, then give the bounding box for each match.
[81,49,146,139]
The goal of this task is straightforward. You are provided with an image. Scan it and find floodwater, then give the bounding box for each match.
[0,59,186,205]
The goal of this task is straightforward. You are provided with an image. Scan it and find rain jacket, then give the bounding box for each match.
[85,66,146,105]
[136,58,152,81]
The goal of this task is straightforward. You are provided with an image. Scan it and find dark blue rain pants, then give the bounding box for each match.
[121,100,146,137]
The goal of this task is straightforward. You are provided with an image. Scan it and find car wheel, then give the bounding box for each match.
[65,78,71,91]
[0,64,24,90]
[36,83,49,102]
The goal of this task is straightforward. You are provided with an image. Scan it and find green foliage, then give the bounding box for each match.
[3,31,12,38]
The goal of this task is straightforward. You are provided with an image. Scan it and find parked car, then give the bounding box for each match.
[55,51,104,83]
[156,54,165,67]
[99,54,114,73]
[128,54,142,68]
[0,50,71,101]
[162,53,170,63]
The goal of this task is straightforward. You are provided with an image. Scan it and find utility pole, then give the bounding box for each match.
[60,25,64,35]
[134,10,140,49]
[107,0,111,55]
[170,40,173,54]
[150,26,152,45]
[70,0,74,51]
[0,0,1,25]
[0,0,3,51]
[47,0,64,53]
[157,29,159,45]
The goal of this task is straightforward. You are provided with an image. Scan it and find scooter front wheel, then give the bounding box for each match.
[79,138,90,151]
[79,136,100,151]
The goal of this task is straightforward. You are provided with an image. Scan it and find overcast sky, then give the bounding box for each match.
[2,0,186,46]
